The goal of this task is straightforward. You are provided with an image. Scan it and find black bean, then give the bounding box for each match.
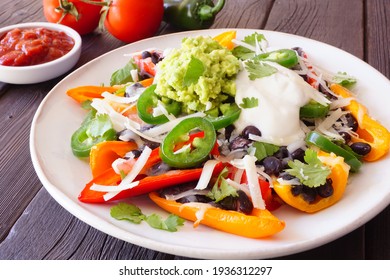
[237,190,254,214]
[241,125,261,138]
[141,51,152,59]
[301,186,317,204]
[263,156,283,176]
[218,196,237,211]
[291,185,303,196]
[339,131,352,143]
[345,113,359,132]
[281,173,295,181]
[350,142,372,156]
[274,146,289,160]
[316,178,334,198]
[151,52,163,64]
[290,148,305,162]
[228,136,251,150]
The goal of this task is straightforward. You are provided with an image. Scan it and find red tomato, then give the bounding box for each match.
[104,0,164,43]
[43,0,102,35]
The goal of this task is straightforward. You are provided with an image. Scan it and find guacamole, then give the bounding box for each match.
[155,36,240,113]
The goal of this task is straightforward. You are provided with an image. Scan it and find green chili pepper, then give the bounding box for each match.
[206,103,241,130]
[163,0,225,30]
[160,117,216,168]
[255,49,299,68]
[305,131,362,172]
[300,101,330,119]
[137,84,181,125]
[71,111,117,158]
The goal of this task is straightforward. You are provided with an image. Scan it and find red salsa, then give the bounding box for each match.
[0,27,75,66]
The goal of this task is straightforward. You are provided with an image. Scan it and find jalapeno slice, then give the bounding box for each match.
[137,84,181,125]
[306,131,362,172]
[206,103,241,130]
[71,111,117,157]
[255,49,299,68]
[160,117,216,168]
[300,101,330,119]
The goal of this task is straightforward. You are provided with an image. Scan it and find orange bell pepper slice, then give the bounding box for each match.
[273,151,350,213]
[89,141,139,178]
[213,30,237,50]
[149,192,285,238]
[330,84,390,161]
[66,86,118,104]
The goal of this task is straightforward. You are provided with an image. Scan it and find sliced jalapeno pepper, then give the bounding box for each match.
[137,84,181,125]
[300,100,330,119]
[206,103,241,130]
[305,131,362,172]
[71,111,117,158]
[255,49,299,68]
[160,117,216,168]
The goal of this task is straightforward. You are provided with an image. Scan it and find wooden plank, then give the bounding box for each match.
[213,0,274,28]
[265,0,364,57]
[364,0,390,260]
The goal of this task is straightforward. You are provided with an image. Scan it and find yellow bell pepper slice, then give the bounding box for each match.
[149,192,285,238]
[273,151,350,213]
[213,30,237,50]
[330,84,390,162]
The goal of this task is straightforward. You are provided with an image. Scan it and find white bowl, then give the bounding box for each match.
[0,22,82,84]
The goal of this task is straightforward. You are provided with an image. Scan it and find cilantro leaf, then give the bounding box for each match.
[286,149,331,187]
[110,60,137,86]
[145,214,185,232]
[86,114,114,138]
[239,97,259,109]
[110,202,146,224]
[110,202,185,232]
[253,142,280,162]
[183,56,205,86]
[232,32,267,60]
[207,168,238,202]
[331,71,357,88]
[245,60,278,80]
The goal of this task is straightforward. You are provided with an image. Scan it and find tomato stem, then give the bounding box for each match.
[55,0,80,22]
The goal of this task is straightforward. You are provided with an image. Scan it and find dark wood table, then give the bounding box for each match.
[1,0,389,260]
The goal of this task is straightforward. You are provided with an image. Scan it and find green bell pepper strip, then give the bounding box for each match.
[300,101,330,119]
[255,49,299,68]
[305,131,362,172]
[206,103,241,130]
[163,0,225,30]
[137,84,181,125]
[160,117,216,168]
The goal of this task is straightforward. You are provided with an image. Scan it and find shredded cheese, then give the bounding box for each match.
[194,160,219,190]
[243,155,265,209]
[179,202,213,227]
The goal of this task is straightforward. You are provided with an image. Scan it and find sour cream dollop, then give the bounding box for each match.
[234,61,321,146]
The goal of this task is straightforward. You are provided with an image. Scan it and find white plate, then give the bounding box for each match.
[30,29,390,259]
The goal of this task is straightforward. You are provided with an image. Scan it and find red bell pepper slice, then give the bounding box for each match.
[79,157,225,203]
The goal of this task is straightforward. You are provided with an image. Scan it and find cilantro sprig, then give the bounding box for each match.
[245,60,278,80]
[239,97,259,109]
[207,167,238,202]
[232,32,267,60]
[286,149,331,188]
[110,202,185,232]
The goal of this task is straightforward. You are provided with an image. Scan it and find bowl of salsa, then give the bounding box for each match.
[0,22,82,84]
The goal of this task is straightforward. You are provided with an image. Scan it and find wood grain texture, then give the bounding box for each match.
[363,0,390,260]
